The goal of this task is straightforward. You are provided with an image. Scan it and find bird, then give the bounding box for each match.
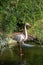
[11,23,31,60]
[12,23,31,43]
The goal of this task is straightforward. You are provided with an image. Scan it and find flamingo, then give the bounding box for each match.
[11,23,31,61]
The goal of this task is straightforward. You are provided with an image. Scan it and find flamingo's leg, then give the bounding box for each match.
[18,42,24,65]
[20,43,23,59]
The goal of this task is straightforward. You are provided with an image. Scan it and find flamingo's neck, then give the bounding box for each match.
[24,25,28,40]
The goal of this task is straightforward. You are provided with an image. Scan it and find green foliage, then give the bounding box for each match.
[0,0,43,35]
[29,20,43,40]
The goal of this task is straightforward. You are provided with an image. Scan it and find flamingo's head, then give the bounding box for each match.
[25,23,31,28]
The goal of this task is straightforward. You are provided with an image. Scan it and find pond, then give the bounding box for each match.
[0,41,43,65]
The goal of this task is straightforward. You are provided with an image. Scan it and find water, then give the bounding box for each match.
[0,42,43,65]
[23,47,43,65]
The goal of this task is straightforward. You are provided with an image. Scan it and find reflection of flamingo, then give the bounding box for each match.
[12,23,31,62]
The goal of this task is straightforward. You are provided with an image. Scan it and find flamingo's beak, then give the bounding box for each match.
[27,24,31,29]
[28,24,31,28]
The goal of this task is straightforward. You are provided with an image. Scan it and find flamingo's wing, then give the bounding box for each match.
[12,33,25,42]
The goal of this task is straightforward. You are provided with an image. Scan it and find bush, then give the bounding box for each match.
[0,0,43,34]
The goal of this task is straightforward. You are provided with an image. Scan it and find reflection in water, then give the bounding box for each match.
[0,40,43,65]
[0,46,43,65]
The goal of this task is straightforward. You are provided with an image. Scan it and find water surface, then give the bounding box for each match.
[0,42,43,65]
